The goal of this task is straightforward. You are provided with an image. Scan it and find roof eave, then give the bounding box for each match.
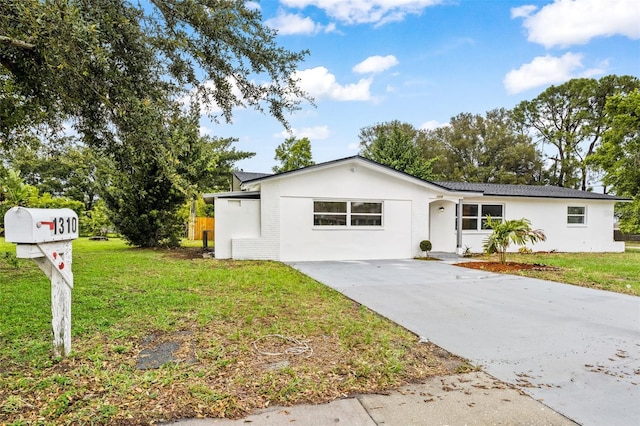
[202,191,261,203]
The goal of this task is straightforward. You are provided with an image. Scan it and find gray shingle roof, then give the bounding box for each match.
[233,171,272,182]
[432,181,629,201]
[231,157,629,202]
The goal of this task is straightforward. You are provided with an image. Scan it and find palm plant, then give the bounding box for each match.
[483,217,546,264]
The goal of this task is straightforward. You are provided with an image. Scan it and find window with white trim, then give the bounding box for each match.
[567,206,586,225]
[314,201,382,227]
[456,203,503,230]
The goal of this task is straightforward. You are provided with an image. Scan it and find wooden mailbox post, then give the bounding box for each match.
[4,207,79,357]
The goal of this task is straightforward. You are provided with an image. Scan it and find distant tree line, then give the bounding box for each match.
[357,75,639,233]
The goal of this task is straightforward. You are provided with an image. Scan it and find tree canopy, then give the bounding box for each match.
[422,109,542,184]
[0,0,309,148]
[513,75,639,190]
[359,120,436,181]
[4,137,102,210]
[273,136,315,173]
[1,0,308,246]
[590,90,640,233]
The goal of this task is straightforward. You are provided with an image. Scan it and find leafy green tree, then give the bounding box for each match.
[590,90,640,233]
[98,99,190,248]
[273,137,315,173]
[0,169,31,207]
[4,137,103,210]
[86,199,113,237]
[2,0,308,247]
[0,168,85,233]
[170,112,254,193]
[0,168,32,232]
[483,217,546,264]
[359,120,436,180]
[1,0,309,147]
[513,75,639,189]
[98,100,251,247]
[422,109,543,184]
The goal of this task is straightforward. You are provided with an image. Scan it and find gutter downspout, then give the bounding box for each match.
[456,199,463,255]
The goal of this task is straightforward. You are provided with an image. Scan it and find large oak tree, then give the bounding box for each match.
[422,109,543,184]
[1,0,309,246]
[1,0,309,145]
[590,90,640,233]
[513,75,639,190]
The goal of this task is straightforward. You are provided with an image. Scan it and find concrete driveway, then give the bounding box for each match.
[289,259,640,426]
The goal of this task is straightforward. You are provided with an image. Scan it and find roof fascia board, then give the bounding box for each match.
[203,191,260,199]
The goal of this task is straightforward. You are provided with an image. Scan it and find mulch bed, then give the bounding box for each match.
[455,261,561,273]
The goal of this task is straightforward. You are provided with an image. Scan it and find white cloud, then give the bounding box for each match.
[281,0,442,26]
[265,11,335,35]
[353,55,399,74]
[503,52,607,94]
[293,67,373,101]
[420,120,448,130]
[510,5,537,19]
[513,0,640,48]
[199,126,214,136]
[274,125,330,140]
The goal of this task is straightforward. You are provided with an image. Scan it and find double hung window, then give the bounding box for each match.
[567,206,586,225]
[456,203,503,230]
[314,201,382,227]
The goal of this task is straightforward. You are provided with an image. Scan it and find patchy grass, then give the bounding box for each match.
[0,238,465,425]
[471,251,640,296]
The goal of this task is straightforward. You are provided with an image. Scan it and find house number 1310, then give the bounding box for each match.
[53,217,78,235]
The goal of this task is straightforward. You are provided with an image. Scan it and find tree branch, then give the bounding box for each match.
[0,35,35,50]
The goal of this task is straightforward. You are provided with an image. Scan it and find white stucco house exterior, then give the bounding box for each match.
[204,156,627,261]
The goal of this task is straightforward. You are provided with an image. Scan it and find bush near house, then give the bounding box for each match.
[419,240,432,255]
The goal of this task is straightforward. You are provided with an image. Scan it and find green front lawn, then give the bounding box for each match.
[0,238,459,424]
[490,250,640,296]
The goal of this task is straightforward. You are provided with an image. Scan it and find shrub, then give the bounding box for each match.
[419,240,432,255]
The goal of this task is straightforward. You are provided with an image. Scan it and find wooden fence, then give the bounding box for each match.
[192,217,214,240]
[614,230,640,241]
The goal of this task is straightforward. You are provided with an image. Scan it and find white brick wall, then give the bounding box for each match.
[232,181,281,260]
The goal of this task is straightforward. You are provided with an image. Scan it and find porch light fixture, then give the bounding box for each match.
[438,206,445,212]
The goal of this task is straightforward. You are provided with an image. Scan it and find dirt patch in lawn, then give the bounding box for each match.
[162,246,209,260]
[456,261,561,273]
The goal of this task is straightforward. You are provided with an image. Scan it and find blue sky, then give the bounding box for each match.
[199,0,640,173]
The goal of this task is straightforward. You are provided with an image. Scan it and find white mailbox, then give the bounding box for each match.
[4,207,79,243]
[4,206,79,358]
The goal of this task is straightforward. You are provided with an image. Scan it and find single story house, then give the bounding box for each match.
[203,156,627,261]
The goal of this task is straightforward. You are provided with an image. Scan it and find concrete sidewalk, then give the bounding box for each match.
[168,371,575,425]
